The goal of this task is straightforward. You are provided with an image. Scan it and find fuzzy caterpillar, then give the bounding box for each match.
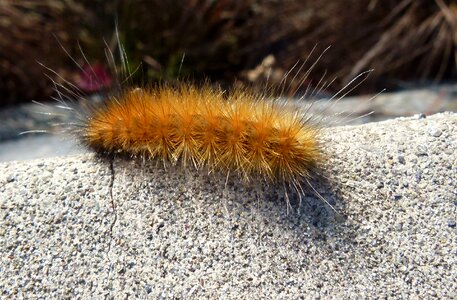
[82,84,320,188]
[32,39,374,212]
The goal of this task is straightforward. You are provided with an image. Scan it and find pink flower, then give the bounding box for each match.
[75,63,113,93]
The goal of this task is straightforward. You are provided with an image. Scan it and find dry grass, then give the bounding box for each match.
[78,0,457,94]
[1,0,457,104]
[0,0,96,105]
[275,0,457,93]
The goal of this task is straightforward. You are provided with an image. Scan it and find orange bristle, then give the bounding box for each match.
[84,84,321,186]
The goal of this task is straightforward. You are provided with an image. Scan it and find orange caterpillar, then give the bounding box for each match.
[83,84,321,187]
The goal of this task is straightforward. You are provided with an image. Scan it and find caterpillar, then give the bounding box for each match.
[35,41,372,211]
[83,84,320,186]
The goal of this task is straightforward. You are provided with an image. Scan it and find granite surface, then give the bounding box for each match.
[0,113,456,299]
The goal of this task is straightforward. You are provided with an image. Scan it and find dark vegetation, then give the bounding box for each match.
[1,0,457,105]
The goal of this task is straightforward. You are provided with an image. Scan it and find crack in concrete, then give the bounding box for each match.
[106,158,118,276]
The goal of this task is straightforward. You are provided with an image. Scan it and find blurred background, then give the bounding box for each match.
[1,0,457,161]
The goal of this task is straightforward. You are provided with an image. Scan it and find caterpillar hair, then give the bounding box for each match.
[36,39,374,212]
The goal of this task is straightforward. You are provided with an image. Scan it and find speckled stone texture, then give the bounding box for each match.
[0,112,456,299]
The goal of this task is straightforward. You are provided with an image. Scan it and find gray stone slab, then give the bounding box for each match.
[0,135,84,162]
[0,113,456,298]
